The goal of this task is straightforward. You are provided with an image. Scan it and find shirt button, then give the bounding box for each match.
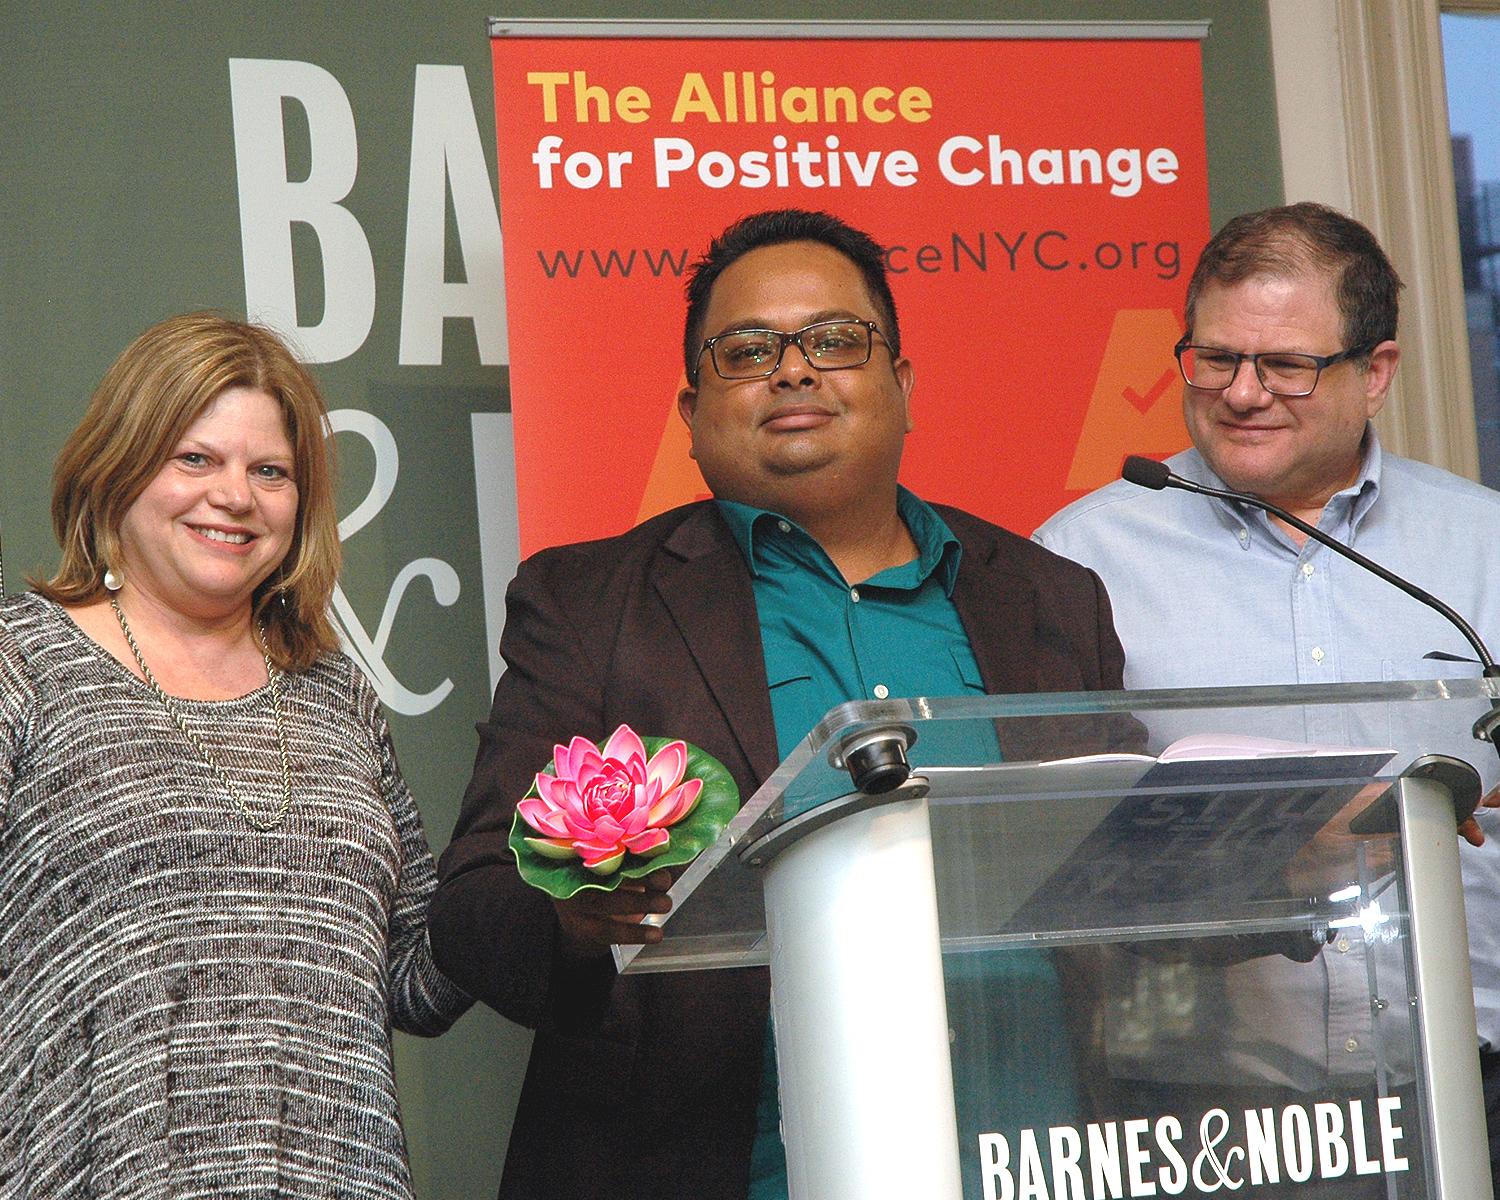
[1336,937,1350,953]
[1302,562,1315,577]
[850,588,860,603]
[1237,528,1248,542]
[1311,647,1325,663]
[777,519,791,533]
[1345,1037,1359,1053]
[873,684,889,699]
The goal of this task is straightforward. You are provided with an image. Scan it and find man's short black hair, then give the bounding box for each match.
[1184,202,1403,363]
[683,209,900,383]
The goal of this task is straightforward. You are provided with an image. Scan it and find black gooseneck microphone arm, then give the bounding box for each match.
[1120,455,1500,747]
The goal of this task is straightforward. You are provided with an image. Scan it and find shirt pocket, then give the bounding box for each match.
[767,671,815,696]
[766,672,823,753]
[951,648,988,694]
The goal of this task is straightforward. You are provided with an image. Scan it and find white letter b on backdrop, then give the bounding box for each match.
[229,58,376,363]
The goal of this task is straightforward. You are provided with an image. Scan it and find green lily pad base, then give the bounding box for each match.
[509,736,740,900]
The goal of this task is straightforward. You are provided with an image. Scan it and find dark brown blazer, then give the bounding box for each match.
[430,499,1126,1200]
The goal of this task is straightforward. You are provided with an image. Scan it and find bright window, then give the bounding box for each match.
[1445,11,1500,486]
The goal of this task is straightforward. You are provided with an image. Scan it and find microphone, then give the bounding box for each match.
[1121,456,1173,491]
[1120,455,1500,748]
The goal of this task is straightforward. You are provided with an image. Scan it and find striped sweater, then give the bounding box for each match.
[0,593,470,1198]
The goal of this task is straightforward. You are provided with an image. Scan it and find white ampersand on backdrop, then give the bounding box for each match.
[325,408,460,715]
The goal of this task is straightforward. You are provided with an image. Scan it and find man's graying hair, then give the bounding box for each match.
[683,209,901,383]
[1184,202,1403,364]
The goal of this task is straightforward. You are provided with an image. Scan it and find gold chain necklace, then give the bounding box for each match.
[110,597,293,831]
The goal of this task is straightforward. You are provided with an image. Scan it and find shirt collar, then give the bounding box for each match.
[1176,423,1383,548]
[716,485,963,594]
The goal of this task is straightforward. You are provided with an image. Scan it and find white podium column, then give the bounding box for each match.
[761,792,963,1200]
[1397,771,1489,1199]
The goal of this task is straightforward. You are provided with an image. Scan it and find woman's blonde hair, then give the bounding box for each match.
[38,313,341,671]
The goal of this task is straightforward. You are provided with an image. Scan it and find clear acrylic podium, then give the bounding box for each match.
[614,680,1495,1200]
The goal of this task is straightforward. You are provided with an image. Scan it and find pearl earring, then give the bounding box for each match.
[103,569,123,592]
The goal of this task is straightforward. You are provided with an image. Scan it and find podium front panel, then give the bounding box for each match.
[617,679,1497,1199]
[929,758,1431,1200]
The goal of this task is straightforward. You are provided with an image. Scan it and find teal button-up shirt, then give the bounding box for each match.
[717,487,988,762]
[721,487,1005,1199]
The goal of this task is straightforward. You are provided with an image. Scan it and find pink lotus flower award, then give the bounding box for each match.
[509,724,739,899]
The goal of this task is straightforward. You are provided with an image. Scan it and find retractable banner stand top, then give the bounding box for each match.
[487,20,1212,554]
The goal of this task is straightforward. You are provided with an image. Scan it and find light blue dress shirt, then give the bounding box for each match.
[1034,429,1500,1054]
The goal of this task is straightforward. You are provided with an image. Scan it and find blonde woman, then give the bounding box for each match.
[0,314,468,1197]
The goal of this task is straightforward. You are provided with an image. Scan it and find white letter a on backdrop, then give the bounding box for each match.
[399,64,508,366]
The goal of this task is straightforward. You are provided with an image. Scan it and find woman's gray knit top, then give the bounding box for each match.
[0,593,471,1198]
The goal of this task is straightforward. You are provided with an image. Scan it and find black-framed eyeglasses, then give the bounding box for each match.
[1174,336,1374,398]
[696,319,887,381]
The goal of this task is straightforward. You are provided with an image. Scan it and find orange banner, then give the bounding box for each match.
[491,31,1209,556]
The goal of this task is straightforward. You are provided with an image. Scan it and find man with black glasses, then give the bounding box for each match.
[1036,201,1500,1191]
[431,208,1127,1200]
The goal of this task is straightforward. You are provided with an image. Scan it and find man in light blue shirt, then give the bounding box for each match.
[1035,202,1500,1187]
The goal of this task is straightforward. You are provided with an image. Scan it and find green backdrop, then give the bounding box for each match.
[0,1,1281,1195]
